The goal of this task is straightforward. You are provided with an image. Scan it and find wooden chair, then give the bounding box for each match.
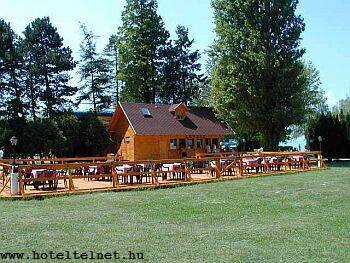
[132,165,143,184]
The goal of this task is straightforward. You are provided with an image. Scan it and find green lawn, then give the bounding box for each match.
[0,163,349,262]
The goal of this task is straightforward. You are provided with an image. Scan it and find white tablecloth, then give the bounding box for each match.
[31,169,46,177]
[115,164,133,174]
[162,163,182,171]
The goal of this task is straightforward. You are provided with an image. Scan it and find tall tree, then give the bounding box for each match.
[104,34,121,104]
[210,0,324,150]
[0,19,26,119]
[158,39,180,103]
[173,25,203,105]
[160,25,203,105]
[117,0,169,103]
[22,41,40,121]
[23,17,76,118]
[77,24,113,112]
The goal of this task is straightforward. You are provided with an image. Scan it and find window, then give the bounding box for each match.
[187,139,194,149]
[197,139,203,149]
[140,108,152,118]
[205,138,212,153]
[206,138,212,147]
[212,138,219,152]
[179,139,186,149]
[212,138,218,147]
[170,139,177,150]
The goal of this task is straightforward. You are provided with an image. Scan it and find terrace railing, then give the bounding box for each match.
[0,162,12,194]
[0,151,325,198]
[0,155,122,165]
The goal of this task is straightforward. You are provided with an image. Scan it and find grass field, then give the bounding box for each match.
[0,163,349,262]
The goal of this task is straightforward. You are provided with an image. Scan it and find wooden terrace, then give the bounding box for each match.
[0,151,325,199]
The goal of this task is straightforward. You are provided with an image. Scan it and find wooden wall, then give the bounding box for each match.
[110,108,223,161]
[134,135,164,160]
[133,135,221,161]
[112,113,135,161]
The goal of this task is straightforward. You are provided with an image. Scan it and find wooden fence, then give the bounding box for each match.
[0,151,325,198]
[0,155,121,165]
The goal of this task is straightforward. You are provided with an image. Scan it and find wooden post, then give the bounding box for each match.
[151,163,154,185]
[151,163,157,185]
[18,172,24,197]
[239,157,243,177]
[215,158,221,179]
[317,152,322,168]
[189,162,192,182]
[303,154,310,169]
[185,161,191,182]
[112,163,118,188]
[68,168,74,191]
[262,155,267,173]
[265,156,269,173]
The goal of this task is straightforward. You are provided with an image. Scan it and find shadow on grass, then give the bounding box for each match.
[326,160,350,168]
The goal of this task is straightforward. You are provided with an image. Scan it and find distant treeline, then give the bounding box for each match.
[0,112,109,158]
[306,110,350,160]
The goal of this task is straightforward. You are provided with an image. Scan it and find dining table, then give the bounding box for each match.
[31,169,47,178]
[88,166,97,174]
[31,169,58,190]
[242,157,258,166]
[161,163,183,180]
[291,155,304,167]
[116,164,134,184]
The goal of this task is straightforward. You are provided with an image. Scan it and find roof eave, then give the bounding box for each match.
[119,102,137,135]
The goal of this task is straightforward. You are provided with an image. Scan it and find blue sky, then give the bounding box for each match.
[1,0,349,107]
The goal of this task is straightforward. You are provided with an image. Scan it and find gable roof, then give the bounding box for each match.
[168,102,188,112]
[109,102,230,136]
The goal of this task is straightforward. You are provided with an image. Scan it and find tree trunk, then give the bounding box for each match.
[29,76,36,122]
[11,68,24,118]
[115,53,119,103]
[261,129,280,151]
[92,73,96,112]
[44,70,52,118]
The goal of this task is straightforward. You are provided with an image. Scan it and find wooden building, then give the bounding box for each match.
[108,102,230,161]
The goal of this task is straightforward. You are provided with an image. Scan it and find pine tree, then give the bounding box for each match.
[77,24,113,112]
[117,0,169,103]
[104,34,121,104]
[159,25,203,105]
[23,17,76,118]
[158,39,180,103]
[0,19,26,119]
[173,25,203,105]
[22,42,40,121]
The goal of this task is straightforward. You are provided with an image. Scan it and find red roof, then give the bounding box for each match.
[110,102,230,136]
[168,102,188,112]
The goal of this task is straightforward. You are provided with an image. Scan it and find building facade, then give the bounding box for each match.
[108,102,230,161]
